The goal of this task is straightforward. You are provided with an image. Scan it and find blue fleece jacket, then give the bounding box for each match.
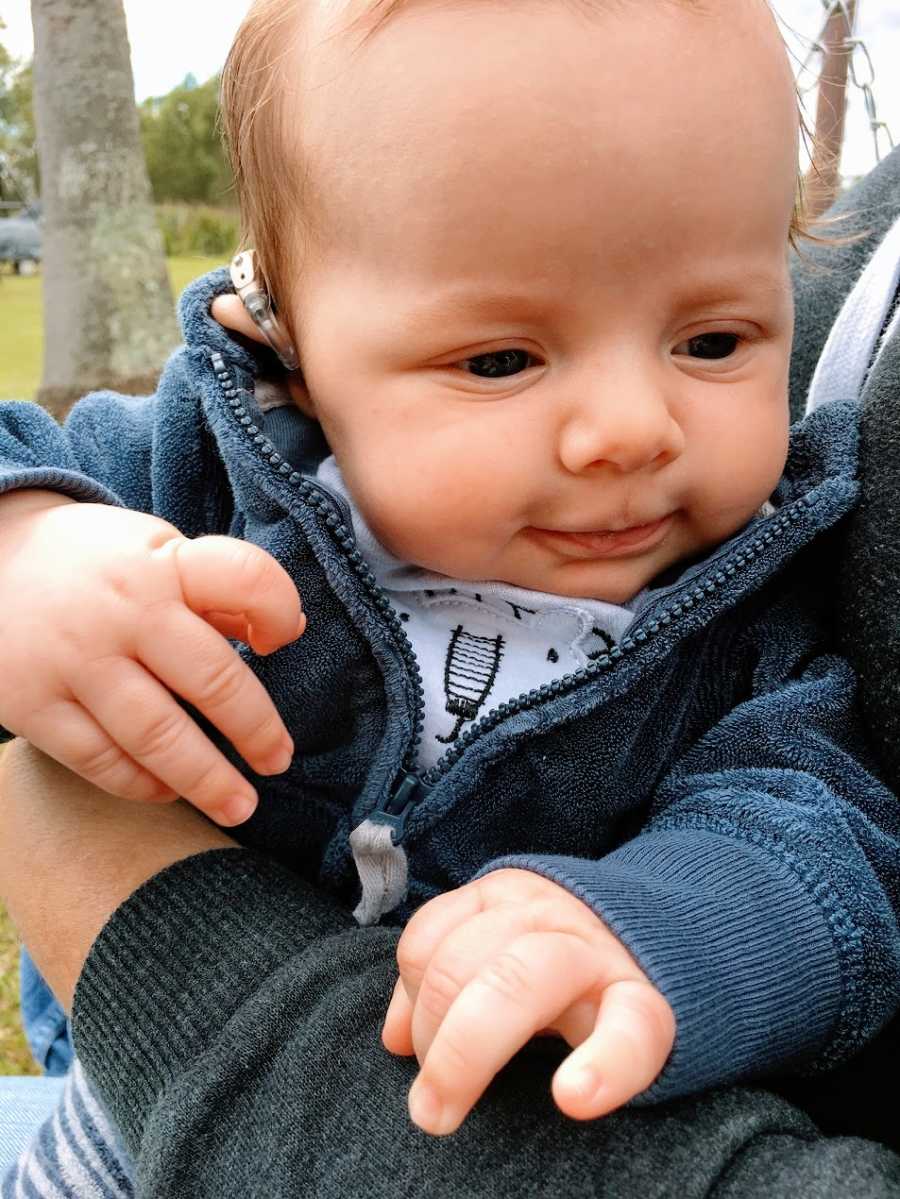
[1,268,898,1105]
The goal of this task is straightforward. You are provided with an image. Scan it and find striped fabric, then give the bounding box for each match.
[1,1062,133,1198]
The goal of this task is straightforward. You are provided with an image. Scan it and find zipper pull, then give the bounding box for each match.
[378,771,429,844]
[348,773,430,926]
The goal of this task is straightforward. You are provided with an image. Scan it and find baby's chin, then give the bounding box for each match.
[386,523,696,603]
[417,555,664,605]
[490,536,693,604]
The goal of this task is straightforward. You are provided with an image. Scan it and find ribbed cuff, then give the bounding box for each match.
[0,466,123,506]
[72,849,354,1153]
[475,829,843,1102]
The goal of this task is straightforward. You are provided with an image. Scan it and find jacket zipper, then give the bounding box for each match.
[211,352,812,845]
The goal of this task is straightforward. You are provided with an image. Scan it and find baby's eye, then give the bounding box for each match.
[673,332,741,360]
[458,349,534,378]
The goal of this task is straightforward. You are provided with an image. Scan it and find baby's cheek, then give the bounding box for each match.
[345,432,523,574]
[350,466,456,564]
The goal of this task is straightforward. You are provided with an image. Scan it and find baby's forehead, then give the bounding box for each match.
[283,0,793,208]
[234,0,796,315]
[283,0,788,149]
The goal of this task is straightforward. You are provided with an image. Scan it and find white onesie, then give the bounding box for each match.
[317,456,640,770]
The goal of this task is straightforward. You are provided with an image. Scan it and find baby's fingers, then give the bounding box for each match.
[25,699,176,805]
[134,604,293,779]
[71,653,262,826]
[409,931,596,1136]
[382,979,415,1056]
[552,979,674,1120]
[167,536,305,655]
[203,611,251,643]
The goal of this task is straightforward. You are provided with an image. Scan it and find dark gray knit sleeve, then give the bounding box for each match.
[71,850,900,1198]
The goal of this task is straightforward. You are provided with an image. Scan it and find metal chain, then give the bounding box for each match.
[843,32,894,162]
[794,1,894,163]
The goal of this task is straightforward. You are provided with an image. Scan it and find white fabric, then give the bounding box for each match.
[318,457,637,770]
[806,211,900,413]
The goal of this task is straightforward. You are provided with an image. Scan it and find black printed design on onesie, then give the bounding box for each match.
[505,601,537,621]
[436,624,505,743]
[586,626,616,660]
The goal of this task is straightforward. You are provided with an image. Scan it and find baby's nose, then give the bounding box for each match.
[557,377,684,475]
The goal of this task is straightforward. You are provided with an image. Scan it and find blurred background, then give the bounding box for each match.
[0,0,895,1071]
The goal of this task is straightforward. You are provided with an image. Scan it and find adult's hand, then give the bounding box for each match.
[0,738,237,1011]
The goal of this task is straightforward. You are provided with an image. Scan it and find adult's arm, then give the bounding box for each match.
[0,740,238,1010]
[1,741,898,1199]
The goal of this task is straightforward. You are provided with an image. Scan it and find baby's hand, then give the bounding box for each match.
[382,868,674,1136]
[0,490,304,826]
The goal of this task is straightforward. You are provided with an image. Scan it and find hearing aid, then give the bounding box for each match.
[229,250,300,372]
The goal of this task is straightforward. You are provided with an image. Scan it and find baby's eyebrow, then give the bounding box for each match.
[400,287,557,332]
[397,271,790,337]
[674,271,792,308]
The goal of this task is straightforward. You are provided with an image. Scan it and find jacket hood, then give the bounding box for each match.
[179,266,269,376]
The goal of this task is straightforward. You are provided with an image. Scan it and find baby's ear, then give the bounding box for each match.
[210,294,317,419]
[211,294,263,344]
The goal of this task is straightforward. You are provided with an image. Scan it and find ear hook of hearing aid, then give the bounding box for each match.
[229,249,300,372]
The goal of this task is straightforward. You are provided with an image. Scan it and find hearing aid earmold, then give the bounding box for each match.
[229,250,300,372]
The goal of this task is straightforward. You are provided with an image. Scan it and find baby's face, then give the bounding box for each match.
[286,0,797,602]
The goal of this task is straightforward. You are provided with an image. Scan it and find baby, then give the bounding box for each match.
[0,0,898,1156]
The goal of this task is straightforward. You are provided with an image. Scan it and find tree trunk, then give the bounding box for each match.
[803,0,857,222]
[31,0,179,419]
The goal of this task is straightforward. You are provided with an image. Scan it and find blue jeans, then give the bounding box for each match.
[19,949,73,1077]
[0,1076,65,1176]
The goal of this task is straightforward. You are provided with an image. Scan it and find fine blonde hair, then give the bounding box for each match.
[220,0,811,341]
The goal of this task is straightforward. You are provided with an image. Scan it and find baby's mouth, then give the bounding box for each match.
[528,514,674,558]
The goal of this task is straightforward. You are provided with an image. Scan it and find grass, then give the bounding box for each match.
[0,269,44,401]
[0,255,226,1073]
[0,904,37,1076]
[0,255,226,402]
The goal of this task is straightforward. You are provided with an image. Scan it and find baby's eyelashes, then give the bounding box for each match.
[457,348,537,378]
[672,332,741,360]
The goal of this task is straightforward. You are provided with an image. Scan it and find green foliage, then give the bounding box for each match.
[140,74,233,205]
[0,31,38,205]
[157,203,239,257]
[1,47,234,213]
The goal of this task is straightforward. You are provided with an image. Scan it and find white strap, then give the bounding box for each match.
[805,212,900,413]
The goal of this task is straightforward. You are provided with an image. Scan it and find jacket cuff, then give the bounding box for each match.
[71,849,354,1154]
[474,828,843,1102]
[0,465,122,506]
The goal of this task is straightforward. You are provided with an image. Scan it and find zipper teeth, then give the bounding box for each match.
[425,502,810,780]
[211,357,426,763]
[426,503,814,776]
[212,353,812,787]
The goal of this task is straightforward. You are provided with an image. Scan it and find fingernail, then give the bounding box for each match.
[219,794,257,826]
[296,611,307,637]
[408,1081,446,1134]
[262,741,294,775]
[560,1064,602,1103]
